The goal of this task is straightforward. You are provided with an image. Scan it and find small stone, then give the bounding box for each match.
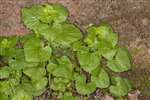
[142,18,149,26]
[128,90,140,100]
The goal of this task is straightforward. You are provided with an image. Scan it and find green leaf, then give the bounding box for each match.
[0,48,25,61]
[32,77,48,96]
[51,82,66,92]
[0,37,18,57]
[107,32,118,48]
[40,4,68,23]
[9,70,22,87]
[52,4,68,23]
[0,67,10,79]
[98,40,118,60]
[84,23,118,59]
[77,51,100,73]
[24,37,52,62]
[52,56,74,80]
[0,37,17,49]
[86,22,118,48]
[109,77,132,97]
[107,47,131,72]
[38,5,56,24]
[0,81,10,93]
[9,59,39,70]
[0,79,22,96]
[23,66,46,80]
[38,4,68,24]
[91,68,110,88]
[16,82,34,97]
[75,74,96,95]
[51,77,69,92]
[84,26,97,47]
[35,23,53,41]
[71,41,86,52]
[21,5,42,30]
[16,78,47,97]
[52,66,73,80]
[19,34,36,44]
[47,62,58,74]
[57,56,74,71]
[97,27,118,48]
[22,4,81,45]
[96,22,112,38]
[12,89,32,100]
[52,23,82,45]
[39,23,81,45]
[22,4,68,36]
[11,49,25,60]
[47,57,74,81]
[0,92,8,100]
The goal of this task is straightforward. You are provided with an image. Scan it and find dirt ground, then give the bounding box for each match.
[0,0,150,100]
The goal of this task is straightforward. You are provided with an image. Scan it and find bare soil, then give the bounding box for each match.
[0,0,150,99]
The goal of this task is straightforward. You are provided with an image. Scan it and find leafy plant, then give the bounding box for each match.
[0,4,133,100]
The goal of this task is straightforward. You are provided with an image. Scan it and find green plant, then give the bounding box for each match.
[0,4,133,100]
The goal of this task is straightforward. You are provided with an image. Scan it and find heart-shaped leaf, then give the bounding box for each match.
[77,51,100,73]
[109,77,132,97]
[91,68,110,88]
[75,73,96,95]
[24,37,52,62]
[107,47,131,72]
[23,66,46,80]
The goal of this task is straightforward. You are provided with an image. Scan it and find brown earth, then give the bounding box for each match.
[0,0,150,100]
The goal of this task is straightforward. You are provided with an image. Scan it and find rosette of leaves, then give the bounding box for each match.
[0,3,134,100]
[73,22,132,97]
